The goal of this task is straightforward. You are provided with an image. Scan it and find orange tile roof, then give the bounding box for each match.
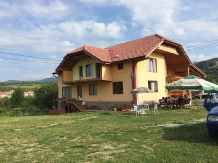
[65,34,183,63]
[67,45,112,63]
[107,34,164,62]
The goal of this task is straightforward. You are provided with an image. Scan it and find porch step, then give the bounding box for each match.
[73,101,89,111]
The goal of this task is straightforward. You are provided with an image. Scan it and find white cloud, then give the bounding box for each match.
[1,0,218,81]
[79,0,110,3]
[92,22,106,36]
[107,22,126,38]
[0,0,72,20]
[189,52,218,62]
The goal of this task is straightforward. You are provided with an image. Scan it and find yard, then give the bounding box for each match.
[0,107,217,163]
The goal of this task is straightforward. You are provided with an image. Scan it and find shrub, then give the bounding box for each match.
[10,88,24,108]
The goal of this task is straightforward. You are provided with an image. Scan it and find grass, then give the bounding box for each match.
[0,106,217,163]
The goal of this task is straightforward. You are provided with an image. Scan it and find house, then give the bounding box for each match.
[0,90,14,98]
[24,90,34,97]
[53,34,206,112]
[0,90,34,98]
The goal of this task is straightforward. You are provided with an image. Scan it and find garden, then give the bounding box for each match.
[0,106,217,163]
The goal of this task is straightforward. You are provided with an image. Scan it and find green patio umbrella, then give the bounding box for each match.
[166,75,218,91]
[166,75,218,107]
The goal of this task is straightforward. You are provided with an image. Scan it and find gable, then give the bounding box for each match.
[156,44,179,55]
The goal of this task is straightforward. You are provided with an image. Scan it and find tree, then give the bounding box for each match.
[10,88,24,108]
[33,83,58,111]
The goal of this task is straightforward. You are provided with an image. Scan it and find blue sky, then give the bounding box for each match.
[1,0,218,82]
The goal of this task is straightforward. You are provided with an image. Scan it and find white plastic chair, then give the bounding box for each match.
[150,103,159,115]
[133,105,146,116]
[144,104,150,114]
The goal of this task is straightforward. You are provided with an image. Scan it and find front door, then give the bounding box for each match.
[77,85,82,101]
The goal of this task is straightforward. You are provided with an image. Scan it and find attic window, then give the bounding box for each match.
[118,63,123,70]
[114,54,121,58]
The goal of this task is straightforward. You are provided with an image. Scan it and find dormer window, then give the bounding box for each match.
[118,63,123,70]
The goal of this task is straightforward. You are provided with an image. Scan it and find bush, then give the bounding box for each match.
[0,108,7,116]
[10,88,24,108]
[33,83,58,111]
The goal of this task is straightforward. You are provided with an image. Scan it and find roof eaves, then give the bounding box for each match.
[145,40,163,57]
[84,50,102,63]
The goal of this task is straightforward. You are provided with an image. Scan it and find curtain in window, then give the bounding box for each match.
[148,81,158,92]
[89,84,97,95]
[151,82,155,92]
[150,59,153,72]
[153,59,156,72]
[63,87,72,98]
[147,58,157,72]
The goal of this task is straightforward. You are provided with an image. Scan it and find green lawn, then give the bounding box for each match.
[0,107,217,163]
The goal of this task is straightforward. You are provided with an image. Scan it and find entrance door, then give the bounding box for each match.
[77,85,82,101]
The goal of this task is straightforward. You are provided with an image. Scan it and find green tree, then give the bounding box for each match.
[33,83,58,111]
[0,97,11,109]
[10,88,24,108]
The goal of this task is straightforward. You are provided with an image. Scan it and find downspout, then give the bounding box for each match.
[130,59,137,104]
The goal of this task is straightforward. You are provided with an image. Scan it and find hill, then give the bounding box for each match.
[37,77,58,82]
[4,77,57,83]
[195,57,218,83]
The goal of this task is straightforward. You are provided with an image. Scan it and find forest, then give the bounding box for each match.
[195,57,218,83]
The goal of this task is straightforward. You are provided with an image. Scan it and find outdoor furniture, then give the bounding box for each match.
[133,104,147,116]
[149,103,159,115]
[159,99,168,108]
[178,99,190,107]
[144,103,150,114]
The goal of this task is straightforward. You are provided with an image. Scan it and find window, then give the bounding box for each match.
[89,84,97,95]
[79,66,83,80]
[147,58,157,72]
[86,64,92,77]
[113,82,123,94]
[148,81,158,92]
[62,87,72,98]
[96,63,101,78]
[118,63,123,70]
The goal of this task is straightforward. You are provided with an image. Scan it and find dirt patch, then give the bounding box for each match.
[79,116,98,121]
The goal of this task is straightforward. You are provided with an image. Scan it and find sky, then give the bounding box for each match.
[1,0,218,82]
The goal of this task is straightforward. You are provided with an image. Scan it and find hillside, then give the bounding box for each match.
[195,58,218,83]
[4,77,58,83]
[0,77,58,91]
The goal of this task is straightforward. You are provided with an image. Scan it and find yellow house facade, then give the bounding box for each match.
[53,34,206,111]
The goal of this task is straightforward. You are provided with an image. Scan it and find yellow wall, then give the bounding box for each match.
[136,52,167,103]
[68,61,133,102]
[157,44,179,55]
[102,64,112,81]
[63,71,73,82]
[58,73,73,98]
[73,57,97,80]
